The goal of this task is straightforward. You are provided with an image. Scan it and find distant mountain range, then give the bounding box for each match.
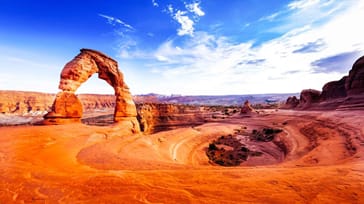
[133,93,299,106]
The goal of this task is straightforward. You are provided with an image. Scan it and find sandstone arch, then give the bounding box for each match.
[44,49,140,133]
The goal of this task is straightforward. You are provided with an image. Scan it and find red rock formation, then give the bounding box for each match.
[320,76,347,101]
[240,100,256,114]
[137,103,205,134]
[43,92,83,124]
[0,91,54,115]
[78,94,116,111]
[44,49,140,133]
[282,96,299,109]
[345,56,364,95]
[297,89,321,109]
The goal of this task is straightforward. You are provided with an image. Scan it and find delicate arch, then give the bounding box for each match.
[44,49,139,133]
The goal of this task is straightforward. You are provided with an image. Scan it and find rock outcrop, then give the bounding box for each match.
[44,49,140,133]
[286,55,364,110]
[282,96,299,109]
[137,103,206,134]
[296,89,321,109]
[43,92,83,123]
[345,56,364,95]
[320,76,347,101]
[240,100,256,114]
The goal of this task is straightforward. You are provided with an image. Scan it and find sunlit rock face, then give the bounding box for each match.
[136,103,206,134]
[44,49,140,133]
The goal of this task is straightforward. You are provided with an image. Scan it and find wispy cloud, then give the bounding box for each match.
[288,0,321,10]
[293,39,326,53]
[99,13,140,59]
[258,0,347,35]
[98,13,134,30]
[311,51,363,73]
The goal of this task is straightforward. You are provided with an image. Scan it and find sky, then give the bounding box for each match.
[0,0,364,95]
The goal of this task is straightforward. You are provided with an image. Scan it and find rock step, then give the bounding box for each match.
[336,103,364,111]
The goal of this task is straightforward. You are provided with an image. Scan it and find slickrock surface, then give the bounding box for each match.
[0,109,363,203]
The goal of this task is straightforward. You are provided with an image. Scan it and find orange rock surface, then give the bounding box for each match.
[0,109,363,203]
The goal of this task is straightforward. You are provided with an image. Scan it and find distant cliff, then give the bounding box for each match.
[136,103,207,134]
[0,91,117,115]
[0,91,54,115]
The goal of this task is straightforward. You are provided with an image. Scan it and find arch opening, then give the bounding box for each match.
[76,74,115,126]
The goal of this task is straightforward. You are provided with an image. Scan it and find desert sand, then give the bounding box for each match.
[0,109,363,203]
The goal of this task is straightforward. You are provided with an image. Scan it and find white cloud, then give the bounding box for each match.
[98,13,134,30]
[186,2,205,16]
[164,1,205,36]
[152,0,159,7]
[144,0,364,95]
[174,10,195,36]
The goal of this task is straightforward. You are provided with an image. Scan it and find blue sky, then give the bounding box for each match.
[1,0,364,95]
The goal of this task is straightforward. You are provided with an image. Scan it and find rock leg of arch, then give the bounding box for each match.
[43,49,140,133]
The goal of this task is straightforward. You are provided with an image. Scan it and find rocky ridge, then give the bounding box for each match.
[285,55,364,110]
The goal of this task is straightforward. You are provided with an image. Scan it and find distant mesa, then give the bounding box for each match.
[285,55,364,110]
[43,49,140,133]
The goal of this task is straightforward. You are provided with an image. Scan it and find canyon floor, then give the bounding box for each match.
[0,109,364,203]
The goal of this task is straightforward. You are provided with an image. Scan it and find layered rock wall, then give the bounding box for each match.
[137,103,206,134]
[0,91,54,115]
